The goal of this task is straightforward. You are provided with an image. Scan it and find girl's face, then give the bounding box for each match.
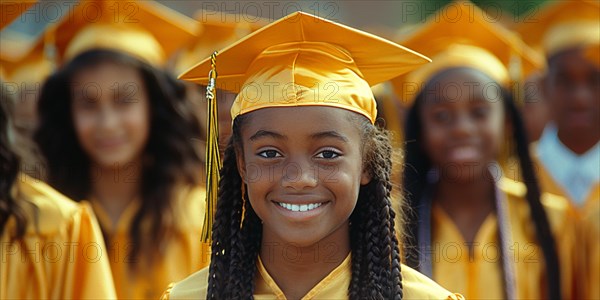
[419,68,505,183]
[237,106,370,248]
[71,62,151,169]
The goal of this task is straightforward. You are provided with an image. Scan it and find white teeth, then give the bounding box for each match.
[278,202,323,212]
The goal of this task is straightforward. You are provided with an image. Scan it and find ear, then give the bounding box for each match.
[360,168,372,185]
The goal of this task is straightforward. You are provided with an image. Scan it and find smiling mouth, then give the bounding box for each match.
[276,202,325,212]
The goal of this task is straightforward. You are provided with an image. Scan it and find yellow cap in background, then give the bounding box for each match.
[514,0,600,58]
[0,32,51,84]
[52,0,197,66]
[174,10,267,75]
[390,0,543,104]
[0,0,36,30]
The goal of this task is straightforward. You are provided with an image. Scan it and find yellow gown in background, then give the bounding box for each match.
[90,185,209,299]
[431,177,578,299]
[161,254,464,300]
[534,157,600,299]
[1,174,116,299]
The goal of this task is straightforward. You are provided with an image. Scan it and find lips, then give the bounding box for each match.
[96,138,126,149]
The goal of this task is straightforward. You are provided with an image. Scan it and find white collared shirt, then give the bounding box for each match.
[537,124,600,205]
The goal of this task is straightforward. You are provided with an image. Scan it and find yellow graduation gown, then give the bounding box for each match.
[578,186,600,300]
[161,254,464,300]
[1,174,116,299]
[431,178,578,299]
[533,156,600,299]
[91,185,209,299]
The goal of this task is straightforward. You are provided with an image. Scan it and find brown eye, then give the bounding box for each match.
[258,149,281,158]
[316,150,340,159]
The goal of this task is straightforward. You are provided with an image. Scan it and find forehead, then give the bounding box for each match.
[548,48,598,74]
[420,68,504,105]
[240,106,363,138]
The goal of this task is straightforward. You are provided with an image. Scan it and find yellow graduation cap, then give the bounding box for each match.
[515,0,600,58]
[52,0,196,66]
[179,11,430,242]
[0,0,36,30]
[174,11,267,74]
[180,11,431,124]
[0,33,52,84]
[390,0,544,104]
[585,42,600,67]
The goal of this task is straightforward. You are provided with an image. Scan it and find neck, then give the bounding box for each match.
[434,174,495,246]
[259,226,350,299]
[90,159,143,229]
[557,128,599,155]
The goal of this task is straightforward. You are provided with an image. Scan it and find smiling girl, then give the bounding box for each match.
[161,12,463,300]
[394,2,578,299]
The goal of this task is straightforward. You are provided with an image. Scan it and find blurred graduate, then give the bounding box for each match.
[394,1,578,299]
[33,0,209,298]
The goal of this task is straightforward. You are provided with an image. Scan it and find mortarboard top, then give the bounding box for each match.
[515,0,599,58]
[179,11,431,124]
[174,10,268,75]
[0,0,36,30]
[390,0,543,104]
[0,32,51,84]
[52,0,196,66]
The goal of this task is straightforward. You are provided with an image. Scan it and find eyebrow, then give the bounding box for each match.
[311,131,349,143]
[249,130,287,141]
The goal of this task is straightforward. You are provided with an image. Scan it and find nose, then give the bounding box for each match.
[570,82,595,110]
[97,105,120,131]
[451,112,477,138]
[281,157,318,190]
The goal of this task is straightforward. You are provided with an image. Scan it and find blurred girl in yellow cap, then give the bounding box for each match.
[397,1,577,299]
[1,81,116,299]
[161,11,463,300]
[33,1,208,298]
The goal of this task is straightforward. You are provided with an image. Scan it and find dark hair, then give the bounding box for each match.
[205,113,405,299]
[0,81,26,238]
[402,68,561,299]
[34,49,203,264]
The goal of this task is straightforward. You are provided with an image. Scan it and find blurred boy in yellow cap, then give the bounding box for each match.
[162,10,464,300]
[518,4,600,298]
[518,0,600,211]
[392,1,577,299]
[33,1,210,298]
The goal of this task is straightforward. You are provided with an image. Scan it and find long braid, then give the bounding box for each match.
[348,195,368,298]
[206,140,241,298]
[505,96,561,299]
[231,201,262,298]
[348,119,403,299]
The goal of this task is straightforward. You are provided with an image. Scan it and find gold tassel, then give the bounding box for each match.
[201,52,221,243]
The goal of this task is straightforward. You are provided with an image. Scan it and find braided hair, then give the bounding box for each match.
[402,68,561,299]
[206,112,405,299]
